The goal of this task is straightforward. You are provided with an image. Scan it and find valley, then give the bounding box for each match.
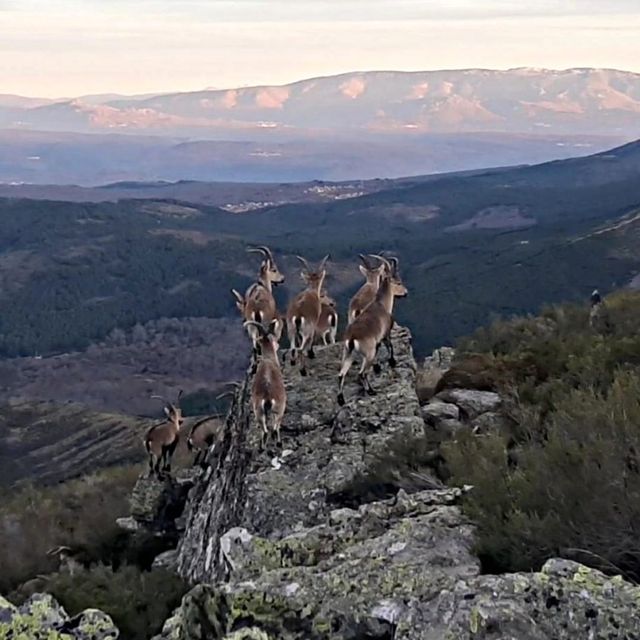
[0,139,638,420]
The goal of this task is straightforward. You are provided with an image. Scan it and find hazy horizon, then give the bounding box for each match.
[4,65,640,101]
[2,0,640,98]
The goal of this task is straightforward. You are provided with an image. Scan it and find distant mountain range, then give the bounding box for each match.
[4,68,640,136]
[1,68,639,184]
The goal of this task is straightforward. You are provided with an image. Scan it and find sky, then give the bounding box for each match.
[1,0,640,97]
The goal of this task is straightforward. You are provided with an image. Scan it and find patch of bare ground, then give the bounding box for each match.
[0,317,248,416]
[138,202,202,219]
[149,228,217,245]
[0,401,151,486]
[445,205,536,231]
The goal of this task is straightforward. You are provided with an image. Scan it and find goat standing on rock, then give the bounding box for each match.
[285,255,329,376]
[337,256,408,405]
[231,246,285,371]
[144,390,184,478]
[245,319,287,448]
[348,254,385,324]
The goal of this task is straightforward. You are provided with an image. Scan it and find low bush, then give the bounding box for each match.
[0,465,139,594]
[16,565,187,640]
[442,290,640,581]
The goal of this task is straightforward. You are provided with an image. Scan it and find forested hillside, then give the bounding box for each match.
[0,140,639,363]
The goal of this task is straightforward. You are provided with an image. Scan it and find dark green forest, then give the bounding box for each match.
[0,139,639,359]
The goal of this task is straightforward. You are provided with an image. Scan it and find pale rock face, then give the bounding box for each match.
[435,388,502,419]
[421,399,460,423]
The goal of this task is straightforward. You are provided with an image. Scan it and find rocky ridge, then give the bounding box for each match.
[116,326,640,639]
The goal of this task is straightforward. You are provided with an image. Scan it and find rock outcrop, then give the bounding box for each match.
[177,326,432,584]
[138,326,640,639]
[0,593,119,639]
[117,468,198,541]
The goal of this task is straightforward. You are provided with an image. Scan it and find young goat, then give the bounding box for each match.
[316,290,339,345]
[245,319,287,448]
[337,257,408,405]
[232,245,284,369]
[347,254,385,324]
[144,390,184,477]
[187,414,224,466]
[285,254,329,376]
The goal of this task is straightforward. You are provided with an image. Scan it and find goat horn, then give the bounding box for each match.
[296,255,311,271]
[243,320,268,337]
[246,246,272,261]
[358,254,372,268]
[319,254,330,271]
[368,254,391,270]
[231,289,244,303]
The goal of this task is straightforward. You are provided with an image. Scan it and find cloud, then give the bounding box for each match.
[1,1,639,96]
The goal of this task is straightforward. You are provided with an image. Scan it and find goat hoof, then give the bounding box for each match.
[337,393,345,406]
[373,363,382,374]
[307,349,315,359]
[300,368,308,377]
[389,357,397,368]
[366,387,377,396]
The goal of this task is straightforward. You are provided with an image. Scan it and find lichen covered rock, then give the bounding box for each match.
[156,548,640,640]
[178,326,434,584]
[0,593,119,639]
[155,488,477,640]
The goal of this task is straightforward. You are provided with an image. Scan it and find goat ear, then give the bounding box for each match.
[163,406,171,418]
[231,289,244,304]
[358,264,368,276]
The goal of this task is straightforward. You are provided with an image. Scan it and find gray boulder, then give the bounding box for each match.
[421,399,460,423]
[417,346,456,402]
[0,593,119,639]
[436,388,501,419]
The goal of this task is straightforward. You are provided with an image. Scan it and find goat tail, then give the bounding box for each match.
[330,313,337,328]
[263,398,273,418]
[187,437,194,451]
[347,338,356,353]
[293,316,303,346]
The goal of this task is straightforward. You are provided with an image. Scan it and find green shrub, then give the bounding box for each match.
[43,565,187,640]
[445,368,640,581]
[439,291,640,580]
[0,466,139,593]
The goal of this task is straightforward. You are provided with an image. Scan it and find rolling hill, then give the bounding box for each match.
[0,139,638,372]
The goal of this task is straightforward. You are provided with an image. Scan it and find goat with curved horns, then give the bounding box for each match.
[231,246,284,370]
[337,256,408,405]
[285,254,329,376]
[244,319,287,448]
[347,254,385,324]
[144,390,184,477]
